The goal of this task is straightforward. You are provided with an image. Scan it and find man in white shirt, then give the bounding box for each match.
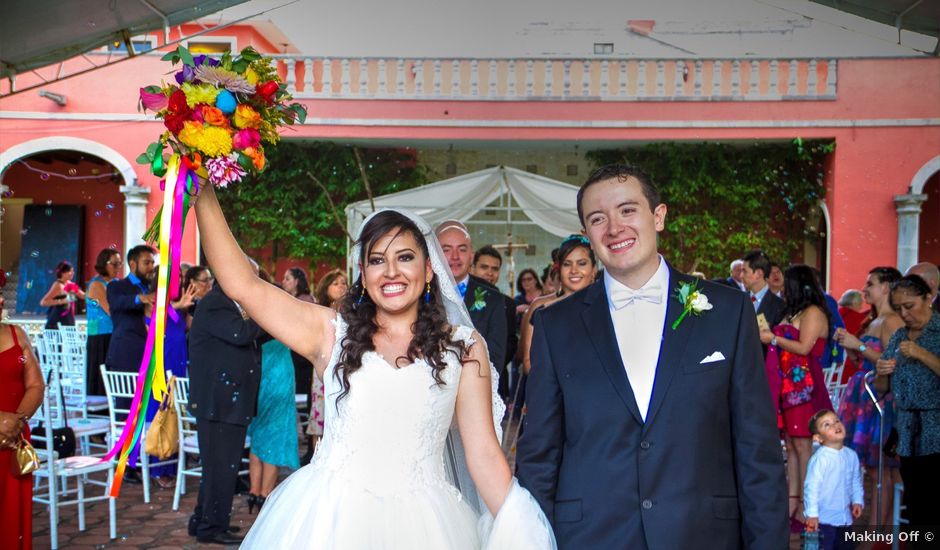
[517,164,787,550]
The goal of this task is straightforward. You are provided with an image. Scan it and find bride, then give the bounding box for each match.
[193,184,555,549]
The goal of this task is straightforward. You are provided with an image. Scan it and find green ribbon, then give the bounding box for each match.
[151,153,166,177]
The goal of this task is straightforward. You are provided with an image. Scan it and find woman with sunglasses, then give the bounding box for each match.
[520,236,597,376]
[85,248,121,396]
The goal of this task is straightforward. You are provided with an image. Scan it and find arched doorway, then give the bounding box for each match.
[0,138,147,314]
[896,155,940,271]
[917,172,940,265]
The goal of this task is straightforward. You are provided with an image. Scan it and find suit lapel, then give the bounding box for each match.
[463,278,475,311]
[580,280,644,425]
[643,265,696,432]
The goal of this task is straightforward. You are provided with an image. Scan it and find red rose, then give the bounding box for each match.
[164,112,190,134]
[168,89,190,114]
[255,81,279,104]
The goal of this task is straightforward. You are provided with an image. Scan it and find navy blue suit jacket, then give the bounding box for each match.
[516,264,787,550]
[105,277,148,372]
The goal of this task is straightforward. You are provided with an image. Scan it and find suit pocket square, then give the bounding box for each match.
[700,351,726,364]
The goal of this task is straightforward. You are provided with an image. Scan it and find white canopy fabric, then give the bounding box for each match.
[345,165,581,269]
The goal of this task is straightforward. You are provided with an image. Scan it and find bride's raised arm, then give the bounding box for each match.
[194,182,334,367]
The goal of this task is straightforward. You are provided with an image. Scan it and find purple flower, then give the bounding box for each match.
[174,65,195,84]
[193,54,220,67]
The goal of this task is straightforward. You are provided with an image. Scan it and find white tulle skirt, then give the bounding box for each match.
[240,465,555,550]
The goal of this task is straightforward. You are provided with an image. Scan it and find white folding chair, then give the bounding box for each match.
[100,365,177,504]
[37,332,111,455]
[58,326,109,417]
[32,374,117,550]
[172,376,251,511]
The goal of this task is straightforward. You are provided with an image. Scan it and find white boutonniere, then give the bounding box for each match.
[672,280,712,330]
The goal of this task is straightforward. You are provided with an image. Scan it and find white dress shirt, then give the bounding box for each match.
[605,257,668,421]
[803,445,864,526]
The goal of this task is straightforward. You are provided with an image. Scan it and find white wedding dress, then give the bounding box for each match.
[240,317,555,549]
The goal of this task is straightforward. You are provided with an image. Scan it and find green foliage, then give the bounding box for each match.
[586,140,833,277]
[216,141,426,269]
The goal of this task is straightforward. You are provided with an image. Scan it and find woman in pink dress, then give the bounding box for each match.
[760,264,832,531]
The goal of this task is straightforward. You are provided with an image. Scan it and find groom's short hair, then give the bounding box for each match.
[577,164,661,225]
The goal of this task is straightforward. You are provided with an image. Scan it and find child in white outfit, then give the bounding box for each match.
[804,409,864,550]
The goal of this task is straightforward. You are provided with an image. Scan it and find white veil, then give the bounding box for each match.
[350,208,506,515]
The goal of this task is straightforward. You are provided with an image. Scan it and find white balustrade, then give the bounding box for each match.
[270,55,836,102]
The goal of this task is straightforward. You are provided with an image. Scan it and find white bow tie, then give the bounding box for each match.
[610,285,663,309]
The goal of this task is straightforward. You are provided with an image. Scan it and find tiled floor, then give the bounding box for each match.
[31,469,271,549]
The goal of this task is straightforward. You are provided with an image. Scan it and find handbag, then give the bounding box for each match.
[32,371,76,458]
[145,376,179,460]
[11,434,40,476]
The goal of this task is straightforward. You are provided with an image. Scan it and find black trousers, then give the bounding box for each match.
[899,452,940,529]
[191,419,247,538]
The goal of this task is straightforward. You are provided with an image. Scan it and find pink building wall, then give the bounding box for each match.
[2,24,938,296]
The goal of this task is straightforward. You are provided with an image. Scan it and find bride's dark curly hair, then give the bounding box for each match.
[335,211,471,403]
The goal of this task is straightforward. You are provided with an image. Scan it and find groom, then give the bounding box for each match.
[516,164,787,549]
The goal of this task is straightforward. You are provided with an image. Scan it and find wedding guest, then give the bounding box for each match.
[472,246,521,410]
[760,264,833,531]
[105,244,156,485]
[40,260,85,329]
[470,245,502,288]
[188,263,262,545]
[85,248,121,396]
[314,269,348,308]
[838,289,868,381]
[540,265,560,297]
[246,272,299,514]
[715,258,746,291]
[0,272,43,550]
[282,267,316,398]
[769,262,785,297]
[803,409,863,550]
[741,249,786,357]
[513,269,542,316]
[835,267,903,526]
[905,262,940,313]
[437,220,508,398]
[875,275,940,532]
[520,235,597,375]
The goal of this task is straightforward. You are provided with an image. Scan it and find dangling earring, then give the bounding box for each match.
[357,285,366,305]
[424,281,431,303]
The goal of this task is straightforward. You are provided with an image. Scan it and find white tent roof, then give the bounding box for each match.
[345,165,581,266]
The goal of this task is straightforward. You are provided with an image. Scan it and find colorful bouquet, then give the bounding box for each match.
[137,45,306,188]
[105,46,306,496]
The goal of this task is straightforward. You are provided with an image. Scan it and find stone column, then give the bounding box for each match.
[120,184,151,252]
[0,184,8,224]
[895,193,928,272]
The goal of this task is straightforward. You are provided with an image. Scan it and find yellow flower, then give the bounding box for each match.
[178,121,233,157]
[245,67,259,85]
[180,82,220,108]
[233,104,262,129]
